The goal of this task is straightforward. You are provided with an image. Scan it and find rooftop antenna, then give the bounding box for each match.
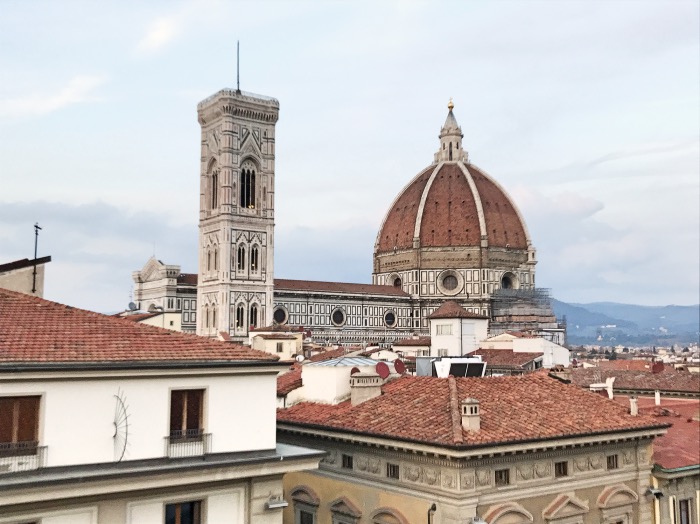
[32,222,42,293]
[236,40,241,94]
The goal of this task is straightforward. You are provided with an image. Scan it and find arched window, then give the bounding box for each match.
[237,245,246,271]
[211,170,218,209]
[235,304,245,329]
[212,307,217,327]
[239,162,256,209]
[250,245,259,272]
[207,250,211,271]
[213,248,218,270]
[449,142,453,160]
[205,307,210,328]
[250,304,258,328]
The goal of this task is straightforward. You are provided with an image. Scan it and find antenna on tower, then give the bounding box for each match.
[236,40,241,94]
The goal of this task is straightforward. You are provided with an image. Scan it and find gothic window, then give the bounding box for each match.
[237,245,246,271]
[212,307,216,327]
[239,162,256,209]
[207,250,211,272]
[205,307,209,328]
[213,249,218,271]
[250,245,259,272]
[235,304,244,329]
[211,171,218,210]
[250,304,258,328]
[449,142,453,160]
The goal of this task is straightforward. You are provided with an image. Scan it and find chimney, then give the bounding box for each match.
[630,396,638,416]
[461,398,480,432]
[655,390,661,406]
[605,377,615,399]
[350,371,383,406]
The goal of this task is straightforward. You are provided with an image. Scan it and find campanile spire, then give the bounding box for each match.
[435,99,467,163]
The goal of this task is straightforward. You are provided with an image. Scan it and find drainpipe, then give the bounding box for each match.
[428,503,437,524]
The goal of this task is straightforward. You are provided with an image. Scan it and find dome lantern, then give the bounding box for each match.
[435,99,467,163]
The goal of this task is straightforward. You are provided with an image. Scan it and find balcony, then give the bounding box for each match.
[0,442,47,474]
[164,430,211,458]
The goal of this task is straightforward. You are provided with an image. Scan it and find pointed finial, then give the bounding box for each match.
[447,98,454,111]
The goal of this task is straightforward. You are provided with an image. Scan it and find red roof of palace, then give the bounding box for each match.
[274,278,408,297]
[0,288,278,364]
[428,300,488,320]
[469,348,543,368]
[278,374,667,448]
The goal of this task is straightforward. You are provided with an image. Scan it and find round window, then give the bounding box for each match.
[384,311,397,327]
[443,275,458,290]
[331,308,346,326]
[273,307,288,324]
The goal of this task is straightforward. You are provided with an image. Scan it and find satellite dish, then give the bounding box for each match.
[295,354,305,363]
[394,359,406,374]
[128,302,137,311]
[376,361,390,379]
[350,366,360,375]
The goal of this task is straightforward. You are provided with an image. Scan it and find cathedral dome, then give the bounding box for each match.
[375,161,529,254]
[375,104,531,255]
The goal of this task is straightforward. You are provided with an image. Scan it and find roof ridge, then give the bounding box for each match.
[448,376,464,444]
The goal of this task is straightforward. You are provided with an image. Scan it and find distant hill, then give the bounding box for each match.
[552,300,699,346]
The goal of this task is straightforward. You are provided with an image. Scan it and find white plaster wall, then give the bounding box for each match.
[41,508,97,524]
[208,489,245,522]
[0,264,45,297]
[127,500,163,523]
[301,364,374,404]
[0,372,276,467]
[140,312,182,332]
[430,318,460,356]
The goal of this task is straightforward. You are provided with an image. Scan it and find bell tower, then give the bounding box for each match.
[196,88,279,340]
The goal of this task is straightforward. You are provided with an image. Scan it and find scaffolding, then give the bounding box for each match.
[490,288,567,345]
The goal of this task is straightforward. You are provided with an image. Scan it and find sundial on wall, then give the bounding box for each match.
[113,388,130,462]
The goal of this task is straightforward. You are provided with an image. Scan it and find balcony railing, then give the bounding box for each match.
[0,442,47,474]
[164,430,211,458]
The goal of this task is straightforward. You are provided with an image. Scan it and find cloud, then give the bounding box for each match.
[0,75,106,119]
[136,16,181,54]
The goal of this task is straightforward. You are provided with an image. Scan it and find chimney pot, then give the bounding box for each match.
[461,398,480,432]
[630,396,638,416]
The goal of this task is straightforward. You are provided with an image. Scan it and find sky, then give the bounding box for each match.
[1,0,698,312]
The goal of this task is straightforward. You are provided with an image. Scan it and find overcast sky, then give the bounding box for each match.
[1,0,698,312]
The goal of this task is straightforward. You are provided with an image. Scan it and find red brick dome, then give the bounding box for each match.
[375,161,530,254]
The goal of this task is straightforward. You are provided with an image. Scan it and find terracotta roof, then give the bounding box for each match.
[277,365,303,396]
[274,278,408,297]
[250,324,302,333]
[307,347,359,363]
[393,336,432,347]
[503,330,539,339]
[278,374,667,448]
[0,256,52,273]
[614,396,699,470]
[375,162,528,254]
[470,348,543,368]
[428,300,487,320]
[570,368,700,395]
[0,288,279,365]
[596,360,653,371]
[176,273,197,286]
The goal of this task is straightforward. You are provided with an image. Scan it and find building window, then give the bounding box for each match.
[213,248,218,270]
[236,304,244,329]
[250,245,259,271]
[273,306,288,325]
[386,463,400,479]
[250,304,258,328]
[436,324,452,335]
[210,171,218,210]
[679,499,691,524]
[554,461,568,477]
[341,454,353,469]
[494,468,510,486]
[606,454,619,470]
[239,164,256,208]
[237,245,246,271]
[331,308,347,327]
[0,396,40,455]
[276,342,283,353]
[169,390,204,440]
[165,500,201,524]
[298,510,315,524]
[384,311,397,327]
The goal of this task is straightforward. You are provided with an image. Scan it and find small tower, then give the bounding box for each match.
[461,398,480,432]
[435,99,468,163]
[196,89,279,340]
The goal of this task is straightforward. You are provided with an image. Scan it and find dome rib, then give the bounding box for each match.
[413,162,444,240]
[458,162,487,241]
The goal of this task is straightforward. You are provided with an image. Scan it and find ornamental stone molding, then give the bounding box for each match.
[460,470,475,490]
[517,463,535,481]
